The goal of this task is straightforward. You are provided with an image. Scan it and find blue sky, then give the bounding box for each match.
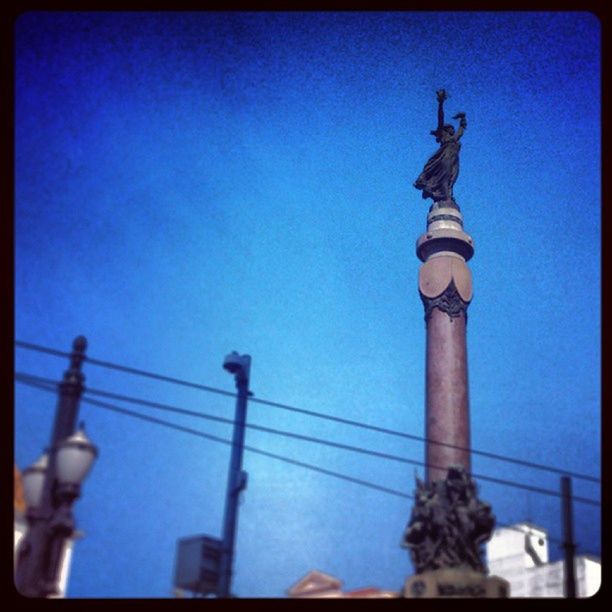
[14,11,600,597]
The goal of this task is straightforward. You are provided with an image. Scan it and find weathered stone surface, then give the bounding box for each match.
[425,307,470,480]
[419,255,472,301]
[419,256,455,299]
[449,257,472,303]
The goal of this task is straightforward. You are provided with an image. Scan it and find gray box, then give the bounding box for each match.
[174,535,223,595]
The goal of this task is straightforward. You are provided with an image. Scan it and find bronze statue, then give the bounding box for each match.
[414,90,467,210]
[401,466,494,574]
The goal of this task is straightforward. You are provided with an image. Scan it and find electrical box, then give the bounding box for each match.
[174,535,223,596]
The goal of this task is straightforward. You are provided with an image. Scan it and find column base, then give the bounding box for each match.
[403,569,510,598]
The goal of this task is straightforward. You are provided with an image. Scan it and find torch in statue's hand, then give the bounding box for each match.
[436,89,448,102]
[453,112,467,128]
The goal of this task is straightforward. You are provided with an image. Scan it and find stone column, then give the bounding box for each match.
[402,204,504,596]
[416,205,474,483]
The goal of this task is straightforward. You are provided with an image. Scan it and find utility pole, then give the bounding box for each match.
[16,336,88,597]
[217,352,251,598]
[561,475,577,598]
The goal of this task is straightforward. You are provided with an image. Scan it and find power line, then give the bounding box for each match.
[15,372,601,507]
[15,339,236,398]
[15,376,566,547]
[14,340,600,484]
[68,385,606,505]
[15,340,70,360]
[16,376,413,502]
[83,380,568,547]
[249,397,600,485]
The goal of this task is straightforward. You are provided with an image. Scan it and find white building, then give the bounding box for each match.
[486,522,600,597]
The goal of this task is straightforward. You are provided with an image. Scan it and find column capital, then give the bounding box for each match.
[419,256,472,322]
[420,280,470,323]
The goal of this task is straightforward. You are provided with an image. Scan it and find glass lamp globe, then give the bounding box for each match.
[56,428,98,486]
[22,453,49,509]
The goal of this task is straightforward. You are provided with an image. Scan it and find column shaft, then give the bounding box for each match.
[425,307,470,482]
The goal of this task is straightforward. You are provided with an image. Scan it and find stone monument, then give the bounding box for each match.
[401,90,509,598]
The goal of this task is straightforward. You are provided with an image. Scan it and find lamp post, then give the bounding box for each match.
[45,427,98,592]
[217,351,251,598]
[21,453,49,511]
[16,336,97,597]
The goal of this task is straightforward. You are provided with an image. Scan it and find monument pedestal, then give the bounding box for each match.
[403,568,509,598]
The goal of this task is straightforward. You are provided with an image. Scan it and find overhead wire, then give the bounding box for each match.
[15,372,601,507]
[14,341,601,484]
[16,376,414,502]
[15,376,567,547]
[15,340,236,398]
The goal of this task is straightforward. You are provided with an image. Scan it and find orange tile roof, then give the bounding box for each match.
[14,464,26,513]
[345,587,380,596]
[288,571,399,598]
[287,570,342,597]
[344,587,398,598]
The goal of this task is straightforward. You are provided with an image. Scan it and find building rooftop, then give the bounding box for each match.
[14,464,26,516]
[287,570,398,598]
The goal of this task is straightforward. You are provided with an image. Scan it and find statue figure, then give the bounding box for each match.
[414,90,467,210]
[401,466,494,574]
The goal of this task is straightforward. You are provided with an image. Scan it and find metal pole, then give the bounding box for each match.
[16,336,87,597]
[217,355,250,598]
[561,475,577,598]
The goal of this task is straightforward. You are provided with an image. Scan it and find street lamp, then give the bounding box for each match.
[15,336,94,598]
[17,427,98,597]
[173,351,252,599]
[44,426,98,594]
[56,427,98,491]
[21,453,49,511]
[218,351,251,598]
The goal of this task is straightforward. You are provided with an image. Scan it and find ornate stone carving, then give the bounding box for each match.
[401,467,495,575]
[420,279,470,322]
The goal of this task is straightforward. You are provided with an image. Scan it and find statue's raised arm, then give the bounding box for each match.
[432,89,447,136]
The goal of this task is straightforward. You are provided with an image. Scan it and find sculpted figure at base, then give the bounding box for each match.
[414,90,467,210]
[401,466,494,574]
